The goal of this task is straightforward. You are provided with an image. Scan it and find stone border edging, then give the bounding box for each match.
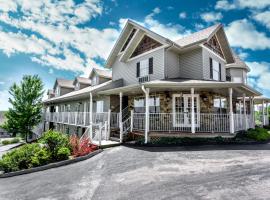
[0,149,103,178]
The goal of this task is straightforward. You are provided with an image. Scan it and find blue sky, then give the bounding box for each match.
[0,0,270,110]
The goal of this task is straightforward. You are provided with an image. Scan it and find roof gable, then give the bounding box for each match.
[106,19,174,67]
[89,68,112,79]
[53,79,74,90]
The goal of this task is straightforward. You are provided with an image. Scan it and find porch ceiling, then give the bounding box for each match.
[98,79,261,97]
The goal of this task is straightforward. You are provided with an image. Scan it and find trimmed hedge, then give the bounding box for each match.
[246,128,270,141]
[0,131,71,173]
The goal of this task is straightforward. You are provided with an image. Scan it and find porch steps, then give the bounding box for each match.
[109,137,120,142]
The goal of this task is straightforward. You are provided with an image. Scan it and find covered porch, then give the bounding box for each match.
[100,79,261,143]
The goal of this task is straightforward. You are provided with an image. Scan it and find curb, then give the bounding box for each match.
[0,149,103,178]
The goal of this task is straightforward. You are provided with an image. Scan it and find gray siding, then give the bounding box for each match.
[202,48,226,81]
[165,50,180,79]
[60,87,74,96]
[112,48,165,85]
[179,48,203,79]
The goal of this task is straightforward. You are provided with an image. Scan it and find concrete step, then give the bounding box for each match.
[110,137,120,142]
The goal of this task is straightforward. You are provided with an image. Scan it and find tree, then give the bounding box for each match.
[2,75,44,142]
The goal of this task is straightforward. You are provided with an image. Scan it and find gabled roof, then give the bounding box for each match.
[106,20,235,67]
[53,79,74,90]
[47,89,54,95]
[74,77,91,85]
[226,53,250,72]
[174,24,221,47]
[105,19,179,67]
[89,68,112,79]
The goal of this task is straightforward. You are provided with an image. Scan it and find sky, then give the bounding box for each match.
[0,0,269,110]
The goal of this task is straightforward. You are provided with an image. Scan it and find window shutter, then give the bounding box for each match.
[219,63,222,81]
[209,58,213,79]
[149,57,153,74]
[136,62,140,77]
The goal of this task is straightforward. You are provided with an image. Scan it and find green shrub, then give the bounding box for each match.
[1,140,10,145]
[0,143,51,173]
[40,130,70,160]
[246,128,270,141]
[10,138,20,144]
[56,147,70,161]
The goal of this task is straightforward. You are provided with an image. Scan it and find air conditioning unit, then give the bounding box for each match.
[138,75,150,83]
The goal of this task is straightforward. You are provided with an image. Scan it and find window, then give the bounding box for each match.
[92,75,98,86]
[213,96,227,113]
[136,57,153,78]
[96,101,104,113]
[133,96,160,113]
[210,58,221,81]
[55,86,60,96]
[75,82,80,90]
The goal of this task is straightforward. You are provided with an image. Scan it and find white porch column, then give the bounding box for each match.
[83,102,87,126]
[130,110,134,132]
[89,92,93,140]
[191,88,195,134]
[239,101,242,129]
[267,102,269,125]
[142,86,150,143]
[107,109,111,140]
[262,100,265,126]
[229,88,234,134]
[119,92,123,143]
[250,97,254,128]
[243,93,247,130]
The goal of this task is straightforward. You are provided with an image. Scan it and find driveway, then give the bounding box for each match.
[1,144,270,200]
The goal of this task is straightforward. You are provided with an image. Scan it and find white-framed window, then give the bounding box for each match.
[96,100,104,113]
[75,82,80,90]
[212,59,220,81]
[92,75,98,86]
[55,86,60,96]
[140,59,149,77]
[133,96,160,113]
[210,58,221,81]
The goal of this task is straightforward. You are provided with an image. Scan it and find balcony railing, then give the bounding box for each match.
[45,112,118,127]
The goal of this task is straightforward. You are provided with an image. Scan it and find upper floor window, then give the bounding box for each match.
[92,75,98,86]
[55,86,60,96]
[210,58,221,81]
[136,57,153,78]
[75,82,80,90]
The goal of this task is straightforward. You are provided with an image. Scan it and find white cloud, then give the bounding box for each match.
[215,0,236,10]
[0,81,4,85]
[247,62,270,94]
[215,0,270,10]
[0,0,120,75]
[179,12,187,19]
[119,10,188,41]
[153,7,161,14]
[0,0,17,12]
[0,90,11,111]
[253,11,270,30]
[201,12,223,23]
[226,19,270,50]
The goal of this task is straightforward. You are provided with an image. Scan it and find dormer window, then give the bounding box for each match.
[92,75,98,86]
[75,82,80,90]
[121,28,136,52]
[55,86,60,96]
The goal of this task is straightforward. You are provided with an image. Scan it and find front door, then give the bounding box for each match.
[173,94,200,127]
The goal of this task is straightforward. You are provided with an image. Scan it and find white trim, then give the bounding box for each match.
[201,44,226,63]
[172,93,200,127]
[119,28,138,54]
[127,45,168,62]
